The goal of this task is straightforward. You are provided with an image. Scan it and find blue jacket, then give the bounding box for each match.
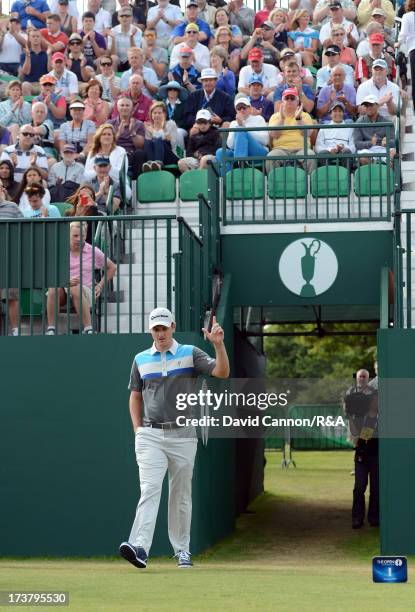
[184,88,235,130]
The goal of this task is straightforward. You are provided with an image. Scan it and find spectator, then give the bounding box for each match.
[267,87,316,173]
[79,0,111,34]
[83,79,111,127]
[95,56,121,105]
[48,143,85,200]
[228,0,255,39]
[195,0,216,28]
[87,156,122,212]
[107,6,143,71]
[398,0,415,109]
[21,182,59,218]
[0,180,23,337]
[317,65,356,122]
[216,96,269,170]
[170,25,211,72]
[357,0,395,29]
[356,22,384,58]
[1,124,48,182]
[314,100,355,163]
[212,26,241,74]
[56,0,78,38]
[355,33,395,83]
[40,13,69,52]
[171,2,211,46]
[19,28,48,95]
[15,165,51,210]
[354,95,395,164]
[65,33,95,89]
[313,0,356,26]
[356,58,399,122]
[142,28,169,80]
[343,369,379,529]
[213,7,243,48]
[254,0,277,29]
[288,9,319,67]
[34,74,67,130]
[241,20,280,66]
[46,221,116,336]
[47,51,79,102]
[168,46,201,93]
[247,74,274,122]
[0,80,32,143]
[370,7,395,47]
[238,47,279,97]
[277,47,314,86]
[0,126,12,153]
[158,81,188,149]
[178,109,220,172]
[269,8,289,51]
[0,160,20,201]
[324,25,357,68]
[142,101,180,171]
[115,75,152,122]
[79,11,107,66]
[30,101,56,169]
[0,16,27,77]
[273,60,315,113]
[147,0,183,49]
[210,46,236,97]
[11,0,51,31]
[319,2,358,49]
[65,184,105,243]
[59,100,96,160]
[184,67,235,129]
[120,48,159,99]
[108,96,146,180]
[317,45,355,90]
[112,0,146,28]
[84,124,128,183]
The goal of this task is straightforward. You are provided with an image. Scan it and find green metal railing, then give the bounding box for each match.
[393,209,415,329]
[216,122,399,224]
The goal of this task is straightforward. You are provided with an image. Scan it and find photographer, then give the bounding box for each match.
[343,368,379,529]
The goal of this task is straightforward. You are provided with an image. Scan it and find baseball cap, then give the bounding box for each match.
[187,0,198,6]
[248,48,263,61]
[94,156,110,166]
[361,94,379,105]
[280,48,295,58]
[39,75,56,85]
[185,22,199,32]
[52,51,65,62]
[69,33,82,42]
[369,33,384,45]
[9,15,20,21]
[69,100,85,109]
[149,307,174,330]
[179,46,193,57]
[372,7,385,15]
[196,109,212,122]
[261,20,275,29]
[372,58,388,69]
[199,68,218,80]
[249,74,263,85]
[330,100,345,111]
[282,87,299,99]
[119,7,133,15]
[235,96,251,109]
[329,1,342,8]
[63,143,77,153]
[324,45,341,56]
[58,0,69,5]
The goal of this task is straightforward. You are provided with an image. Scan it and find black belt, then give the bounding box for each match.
[143,422,179,430]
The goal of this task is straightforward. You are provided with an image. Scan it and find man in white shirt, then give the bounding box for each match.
[356,58,399,121]
[319,1,358,48]
[78,0,111,34]
[48,51,78,101]
[238,47,279,98]
[120,47,159,98]
[169,24,210,71]
[108,6,143,71]
[147,0,183,49]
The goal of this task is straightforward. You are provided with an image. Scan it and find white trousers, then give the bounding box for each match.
[129,427,198,555]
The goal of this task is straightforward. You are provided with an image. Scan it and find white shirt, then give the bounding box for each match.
[48,0,78,17]
[19,189,51,214]
[238,64,279,92]
[314,122,356,153]
[108,25,143,63]
[78,8,111,34]
[399,11,415,54]
[319,18,359,46]
[119,66,159,98]
[0,31,26,63]
[356,78,400,121]
[147,3,183,42]
[84,146,128,185]
[169,42,210,71]
[227,115,269,149]
[356,39,370,58]
[48,68,79,99]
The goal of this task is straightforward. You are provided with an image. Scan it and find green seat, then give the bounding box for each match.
[268,166,307,199]
[23,95,35,103]
[52,202,73,216]
[179,169,209,201]
[354,164,394,196]
[310,165,349,197]
[0,74,17,82]
[20,289,43,316]
[137,170,176,203]
[225,168,264,200]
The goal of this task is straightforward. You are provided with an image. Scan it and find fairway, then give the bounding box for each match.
[1,451,413,611]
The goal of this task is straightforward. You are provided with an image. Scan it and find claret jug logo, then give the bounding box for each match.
[278,238,338,297]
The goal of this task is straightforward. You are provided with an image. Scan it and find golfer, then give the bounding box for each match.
[120,307,230,569]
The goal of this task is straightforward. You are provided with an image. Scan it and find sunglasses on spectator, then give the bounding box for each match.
[284,96,297,101]
[236,105,249,111]
[196,119,209,124]
[42,83,54,87]
[101,62,112,66]
[119,14,131,17]
[54,59,63,63]
[70,40,81,45]
[21,132,35,136]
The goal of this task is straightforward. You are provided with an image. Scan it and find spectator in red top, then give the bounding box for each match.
[40,14,69,52]
[355,33,395,83]
[254,0,277,29]
[111,74,152,123]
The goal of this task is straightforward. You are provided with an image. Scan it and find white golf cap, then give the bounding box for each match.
[149,307,174,329]
[234,96,251,108]
[361,94,379,105]
[196,109,212,121]
[199,68,218,80]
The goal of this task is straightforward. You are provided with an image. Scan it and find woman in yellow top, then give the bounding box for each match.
[267,87,317,173]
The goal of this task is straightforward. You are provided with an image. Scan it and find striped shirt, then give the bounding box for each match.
[0,144,48,182]
[0,200,23,218]
[59,120,96,151]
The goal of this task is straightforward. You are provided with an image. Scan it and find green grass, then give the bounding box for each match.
[1,451,414,611]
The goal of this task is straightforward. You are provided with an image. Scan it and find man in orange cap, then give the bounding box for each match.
[47,51,79,102]
[34,74,67,128]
